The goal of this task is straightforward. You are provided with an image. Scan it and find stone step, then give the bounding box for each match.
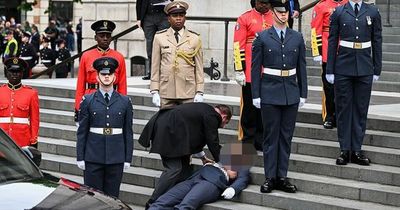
[376,0,400,5]
[306,66,400,82]
[382,51,400,62]
[46,170,277,210]
[307,75,400,92]
[383,27,400,35]
[38,93,400,133]
[40,152,400,208]
[38,139,400,188]
[382,43,400,52]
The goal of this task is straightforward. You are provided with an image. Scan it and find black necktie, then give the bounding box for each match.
[105,93,109,104]
[280,31,284,43]
[354,3,359,15]
[174,31,179,43]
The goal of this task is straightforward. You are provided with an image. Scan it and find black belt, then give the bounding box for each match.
[86,83,117,89]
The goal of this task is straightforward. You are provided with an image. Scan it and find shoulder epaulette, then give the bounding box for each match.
[22,85,32,89]
[156,29,168,34]
[243,9,253,15]
[188,30,200,36]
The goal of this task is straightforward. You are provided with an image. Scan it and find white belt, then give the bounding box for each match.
[42,60,52,63]
[339,40,371,49]
[20,56,33,60]
[0,117,29,124]
[90,127,123,135]
[263,68,296,77]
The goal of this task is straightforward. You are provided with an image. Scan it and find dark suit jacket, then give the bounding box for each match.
[327,2,382,76]
[31,32,40,53]
[191,165,250,194]
[77,90,133,164]
[138,103,222,162]
[251,27,307,106]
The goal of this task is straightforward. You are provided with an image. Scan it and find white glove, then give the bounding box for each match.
[235,71,246,86]
[299,98,306,108]
[326,74,334,84]
[313,56,322,64]
[221,187,236,199]
[152,91,161,107]
[77,161,85,170]
[373,75,379,82]
[194,93,204,102]
[252,98,261,109]
[124,162,130,171]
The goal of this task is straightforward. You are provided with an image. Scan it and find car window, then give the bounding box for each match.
[0,130,42,183]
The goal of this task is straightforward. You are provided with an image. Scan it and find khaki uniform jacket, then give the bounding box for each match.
[150,27,204,99]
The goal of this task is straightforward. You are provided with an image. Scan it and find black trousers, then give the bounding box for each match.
[84,162,124,198]
[143,12,170,75]
[261,103,298,178]
[321,62,336,122]
[149,155,192,202]
[240,83,264,151]
[335,74,373,152]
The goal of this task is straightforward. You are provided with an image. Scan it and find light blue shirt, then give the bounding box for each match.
[273,26,287,40]
[349,0,363,11]
[99,88,114,99]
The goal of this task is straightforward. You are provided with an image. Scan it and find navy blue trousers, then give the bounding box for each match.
[84,162,124,198]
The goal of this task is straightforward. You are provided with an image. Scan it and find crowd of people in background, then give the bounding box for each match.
[0,16,82,78]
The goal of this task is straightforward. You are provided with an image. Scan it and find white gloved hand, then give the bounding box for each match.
[221,187,236,199]
[235,71,246,86]
[313,56,322,64]
[373,75,379,82]
[152,91,161,107]
[77,161,85,170]
[194,93,204,102]
[299,98,306,108]
[253,98,261,109]
[326,74,335,84]
[124,162,130,171]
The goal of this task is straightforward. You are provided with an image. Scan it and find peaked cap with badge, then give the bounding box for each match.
[164,1,189,14]
[91,20,116,34]
[4,57,28,72]
[93,57,119,74]
[270,0,290,12]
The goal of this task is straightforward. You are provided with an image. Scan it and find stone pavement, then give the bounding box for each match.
[3,76,399,120]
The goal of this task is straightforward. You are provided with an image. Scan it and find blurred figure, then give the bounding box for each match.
[76,18,82,53]
[30,25,40,53]
[55,39,71,78]
[287,0,300,29]
[19,31,38,78]
[39,36,56,78]
[44,20,59,50]
[66,22,75,52]
[0,57,39,147]
[136,0,172,80]
[2,30,18,61]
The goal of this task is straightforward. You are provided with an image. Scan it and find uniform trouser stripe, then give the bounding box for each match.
[321,62,335,122]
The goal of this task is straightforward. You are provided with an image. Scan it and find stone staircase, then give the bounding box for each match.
[10,78,398,210]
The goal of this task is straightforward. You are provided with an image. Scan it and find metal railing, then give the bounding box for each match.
[29,25,140,79]
[186,16,237,81]
[384,0,392,27]
[297,0,320,33]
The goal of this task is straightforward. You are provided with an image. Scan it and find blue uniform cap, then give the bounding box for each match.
[4,57,28,72]
[91,20,116,34]
[93,57,118,74]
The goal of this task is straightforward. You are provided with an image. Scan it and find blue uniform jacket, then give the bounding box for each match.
[77,90,134,164]
[251,27,307,105]
[327,2,382,76]
[190,165,250,196]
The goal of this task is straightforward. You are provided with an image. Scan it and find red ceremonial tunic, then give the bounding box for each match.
[0,84,39,147]
[233,8,274,82]
[311,0,348,62]
[74,47,127,110]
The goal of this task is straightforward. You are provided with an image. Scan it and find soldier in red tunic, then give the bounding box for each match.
[0,57,39,147]
[233,0,274,150]
[311,0,348,129]
[74,20,127,122]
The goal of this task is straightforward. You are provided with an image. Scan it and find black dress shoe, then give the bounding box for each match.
[142,75,151,80]
[276,177,297,193]
[260,178,275,193]
[336,150,350,165]
[323,121,334,129]
[351,151,370,166]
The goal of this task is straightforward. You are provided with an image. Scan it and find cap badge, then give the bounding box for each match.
[103,21,108,27]
[104,60,109,66]
[282,0,286,3]
[13,58,18,64]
